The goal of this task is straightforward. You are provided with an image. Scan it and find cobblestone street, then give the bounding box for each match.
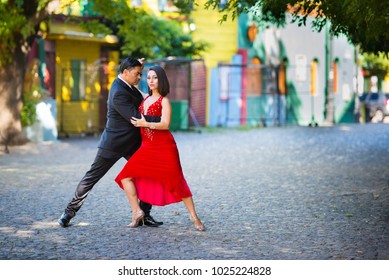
[0,123,388,260]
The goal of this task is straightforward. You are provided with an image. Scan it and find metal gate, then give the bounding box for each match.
[218,63,285,126]
[142,58,207,130]
[59,63,103,136]
[217,63,315,126]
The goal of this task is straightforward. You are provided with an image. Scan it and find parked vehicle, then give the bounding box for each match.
[359,91,389,122]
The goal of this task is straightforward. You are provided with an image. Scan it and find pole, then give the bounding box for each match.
[309,94,318,126]
[324,23,335,124]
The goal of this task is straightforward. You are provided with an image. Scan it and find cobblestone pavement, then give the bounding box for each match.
[0,123,388,260]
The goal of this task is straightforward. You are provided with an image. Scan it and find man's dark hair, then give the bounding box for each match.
[119,57,142,73]
[148,65,170,97]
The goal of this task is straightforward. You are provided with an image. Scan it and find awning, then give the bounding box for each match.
[47,31,118,44]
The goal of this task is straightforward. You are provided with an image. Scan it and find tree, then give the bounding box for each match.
[85,0,207,59]
[203,0,389,54]
[0,0,207,148]
[360,52,389,88]
[88,0,208,59]
[0,1,48,148]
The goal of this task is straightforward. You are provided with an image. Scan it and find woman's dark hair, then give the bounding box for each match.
[148,65,170,97]
[119,57,142,73]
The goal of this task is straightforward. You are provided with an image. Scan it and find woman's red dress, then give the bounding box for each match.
[115,96,192,206]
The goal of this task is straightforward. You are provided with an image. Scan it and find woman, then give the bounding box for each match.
[115,65,205,231]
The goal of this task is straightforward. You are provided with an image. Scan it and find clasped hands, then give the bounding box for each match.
[131,114,146,127]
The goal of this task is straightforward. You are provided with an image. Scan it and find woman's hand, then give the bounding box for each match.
[138,58,145,65]
[131,114,147,127]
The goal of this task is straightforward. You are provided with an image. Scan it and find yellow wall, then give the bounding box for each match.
[192,1,238,68]
[55,40,101,135]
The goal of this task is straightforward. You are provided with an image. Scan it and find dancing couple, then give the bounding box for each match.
[58,57,204,231]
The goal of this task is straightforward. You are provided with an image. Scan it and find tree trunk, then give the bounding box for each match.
[0,46,29,148]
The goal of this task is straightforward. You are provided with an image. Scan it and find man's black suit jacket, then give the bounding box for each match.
[98,78,159,158]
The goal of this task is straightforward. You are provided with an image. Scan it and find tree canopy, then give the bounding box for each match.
[0,0,207,67]
[88,0,208,59]
[0,0,46,67]
[203,0,389,54]
[361,52,389,79]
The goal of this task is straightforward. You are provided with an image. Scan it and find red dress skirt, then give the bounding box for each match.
[115,96,192,206]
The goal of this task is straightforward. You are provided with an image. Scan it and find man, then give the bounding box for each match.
[58,57,162,227]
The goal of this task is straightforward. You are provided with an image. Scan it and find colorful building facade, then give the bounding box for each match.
[200,11,357,127]
[29,1,360,140]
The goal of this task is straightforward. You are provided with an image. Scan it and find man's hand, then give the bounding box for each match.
[131,114,146,127]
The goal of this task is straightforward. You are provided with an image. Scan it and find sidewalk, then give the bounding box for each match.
[0,123,388,260]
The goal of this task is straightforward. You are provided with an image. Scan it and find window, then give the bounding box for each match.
[219,66,230,100]
[310,59,318,96]
[370,93,379,100]
[70,60,86,101]
[247,57,262,96]
[247,23,258,43]
[332,59,338,94]
[278,60,287,95]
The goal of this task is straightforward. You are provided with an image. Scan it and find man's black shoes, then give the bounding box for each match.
[143,215,163,227]
[58,213,73,227]
[58,212,162,227]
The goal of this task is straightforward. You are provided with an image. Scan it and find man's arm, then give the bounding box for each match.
[113,90,161,123]
[112,90,141,122]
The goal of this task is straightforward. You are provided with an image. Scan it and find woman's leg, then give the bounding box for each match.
[121,178,144,227]
[182,196,205,231]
